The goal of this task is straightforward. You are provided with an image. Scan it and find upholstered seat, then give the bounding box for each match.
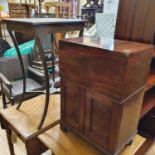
[0,55,45,108]
[12,78,43,98]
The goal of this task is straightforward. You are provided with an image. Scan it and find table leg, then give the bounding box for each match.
[0,21,2,38]
[8,30,26,109]
[6,126,15,155]
[79,27,84,37]
[2,93,7,109]
[35,32,51,129]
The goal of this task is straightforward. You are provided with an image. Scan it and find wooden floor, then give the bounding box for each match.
[0,95,155,155]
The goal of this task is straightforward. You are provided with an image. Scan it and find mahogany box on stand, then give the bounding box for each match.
[59,36,153,155]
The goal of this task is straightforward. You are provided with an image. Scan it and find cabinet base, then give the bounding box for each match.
[60,121,137,155]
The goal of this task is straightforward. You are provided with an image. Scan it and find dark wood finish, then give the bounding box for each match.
[140,88,155,118]
[139,107,155,138]
[6,127,15,155]
[0,20,2,38]
[115,0,155,142]
[146,69,155,91]
[61,80,85,132]
[14,32,33,44]
[3,18,85,35]
[59,36,153,154]
[60,37,152,102]
[115,0,155,44]
[84,91,121,152]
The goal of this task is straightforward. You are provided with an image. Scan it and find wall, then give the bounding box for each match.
[104,0,119,13]
[81,0,86,6]
[0,0,9,13]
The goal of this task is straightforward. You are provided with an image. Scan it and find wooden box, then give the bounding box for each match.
[59,36,153,154]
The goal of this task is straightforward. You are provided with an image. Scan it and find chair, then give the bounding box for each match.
[0,38,11,56]
[0,34,60,105]
[0,95,60,155]
[44,1,72,18]
[0,54,45,109]
[0,39,12,96]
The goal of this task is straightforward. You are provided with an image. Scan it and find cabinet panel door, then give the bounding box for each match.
[61,79,85,132]
[85,92,121,152]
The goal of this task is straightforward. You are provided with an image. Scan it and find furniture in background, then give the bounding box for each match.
[0,12,10,39]
[38,0,44,13]
[44,1,71,18]
[8,2,37,44]
[139,105,155,138]
[8,2,37,18]
[81,7,103,25]
[0,21,2,38]
[0,20,6,39]
[0,38,11,56]
[83,0,104,8]
[115,0,155,150]
[44,1,75,52]
[0,38,11,96]
[81,0,104,27]
[0,55,45,109]
[59,36,153,155]
[0,5,3,38]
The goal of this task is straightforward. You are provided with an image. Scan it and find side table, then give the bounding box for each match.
[3,18,85,129]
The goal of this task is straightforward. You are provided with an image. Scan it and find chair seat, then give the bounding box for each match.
[0,95,60,139]
[12,78,43,97]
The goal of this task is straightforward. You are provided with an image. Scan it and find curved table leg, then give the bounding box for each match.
[35,32,51,129]
[8,30,26,110]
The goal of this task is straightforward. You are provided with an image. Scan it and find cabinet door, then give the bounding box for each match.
[85,92,121,152]
[61,79,85,132]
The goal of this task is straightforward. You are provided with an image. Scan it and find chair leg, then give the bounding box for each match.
[10,99,14,106]
[6,127,15,155]
[2,94,7,109]
[60,123,69,132]
[25,138,48,155]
